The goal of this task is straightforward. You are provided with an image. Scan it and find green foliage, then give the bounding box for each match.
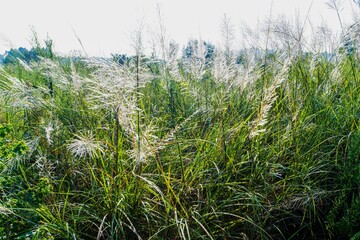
[0,23,359,239]
[0,124,28,168]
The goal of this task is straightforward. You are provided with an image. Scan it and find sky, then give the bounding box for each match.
[0,0,358,56]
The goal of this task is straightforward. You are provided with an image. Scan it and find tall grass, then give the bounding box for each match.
[0,7,359,240]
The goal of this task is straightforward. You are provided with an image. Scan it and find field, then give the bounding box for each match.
[0,15,359,239]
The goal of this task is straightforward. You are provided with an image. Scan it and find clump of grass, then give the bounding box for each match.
[0,3,360,239]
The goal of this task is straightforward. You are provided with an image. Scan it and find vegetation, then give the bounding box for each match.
[0,7,359,240]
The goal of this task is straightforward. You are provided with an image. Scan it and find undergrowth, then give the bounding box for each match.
[0,5,359,239]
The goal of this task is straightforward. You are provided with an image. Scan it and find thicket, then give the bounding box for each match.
[0,7,359,240]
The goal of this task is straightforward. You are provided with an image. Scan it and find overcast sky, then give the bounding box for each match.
[0,0,358,56]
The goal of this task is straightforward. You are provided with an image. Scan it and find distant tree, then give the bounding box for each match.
[3,48,36,65]
[182,39,215,65]
[204,41,215,64]
[182,39,199,59]
[2,35,55,65]
[2,47,52,65]
[112,54,128,65]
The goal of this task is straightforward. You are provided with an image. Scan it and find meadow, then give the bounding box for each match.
[0,13,359,239]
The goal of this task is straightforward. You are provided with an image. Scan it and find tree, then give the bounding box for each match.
[182,39,215,65]
[112,53,128,65]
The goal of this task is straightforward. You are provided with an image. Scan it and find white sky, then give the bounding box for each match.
[0,0,358,56]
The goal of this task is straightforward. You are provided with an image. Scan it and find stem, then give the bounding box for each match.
[114,107,120,176]
[136,54,142,174]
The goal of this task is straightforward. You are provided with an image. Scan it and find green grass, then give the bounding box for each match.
[0,19,359,239]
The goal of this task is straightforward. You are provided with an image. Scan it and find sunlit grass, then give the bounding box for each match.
[0,10,359,239]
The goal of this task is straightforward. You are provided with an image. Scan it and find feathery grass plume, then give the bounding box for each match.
[262,1,274,64]
[235,57,261,90]
[31,53,87,104]
[326,0,345,30]
[0,205,12,216]
[311,23,338,53]
[84,57,149,130]
[249,58,291,139]
[85,57,151,95]
[210,15,239,90]
[67,131,104,159]
[241,21,262,51]
[84,24,154,167]
[156,4,167,62]
[153,108,202,152]
[32,57,76,91]
[221,14,236,62]
[329,61,343,85]
[1,155,24,174]
[132,20,145,167]
[241,15,282,59]
[182,38,207,81]
[25,136,41,155]
[342,21,360,57]
[131,19,144,58]
[44,121,56,146]
[127,108,202,164]
[70,60,82,92]
[270,13,311,56]
[155,5,180,78]
[35,154,57,178]
[0,69,49,110]
[155,4,172,62]
[166,40,180,78]
[280,188,329,210]
[17,58,33,72]
[127,123,158,164]
[211,49,237,87]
